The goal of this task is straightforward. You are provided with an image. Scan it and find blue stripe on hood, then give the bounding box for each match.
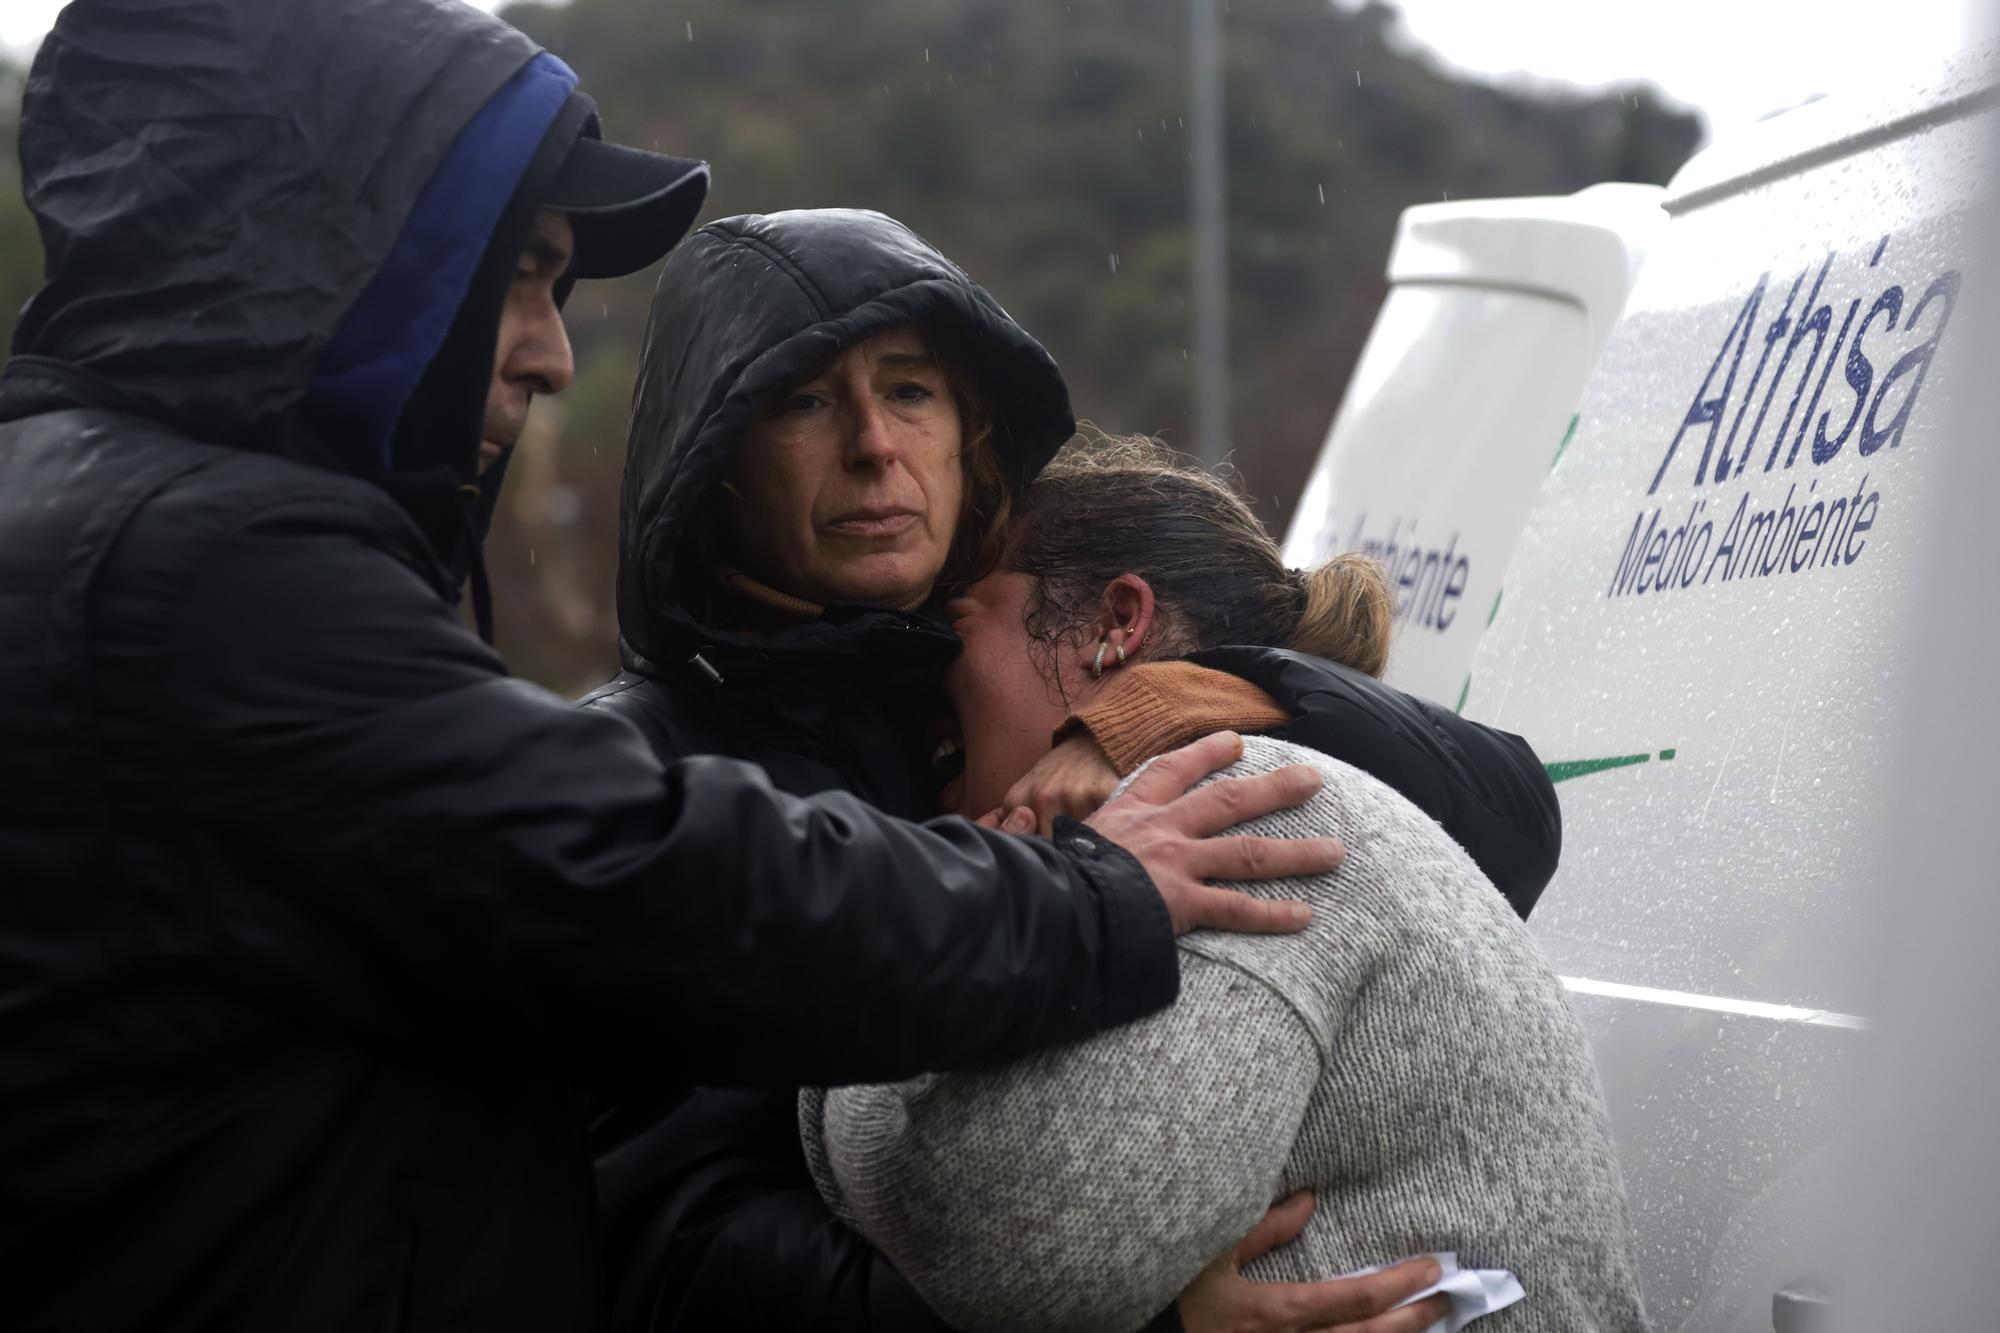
[305,52,578,472]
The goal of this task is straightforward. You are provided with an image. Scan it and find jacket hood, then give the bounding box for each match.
[3,0,573,482]
[615,209,1077,668]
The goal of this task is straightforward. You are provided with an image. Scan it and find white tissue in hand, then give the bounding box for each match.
[1351,1251,1524,1332]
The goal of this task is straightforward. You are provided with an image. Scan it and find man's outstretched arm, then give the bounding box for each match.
[113,483,1337,1089]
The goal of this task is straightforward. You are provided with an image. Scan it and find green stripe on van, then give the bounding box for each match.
[1545,748,1678,784]
[1550,413,1579,470]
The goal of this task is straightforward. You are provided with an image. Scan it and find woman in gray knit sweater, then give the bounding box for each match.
[801,439,1647,1333]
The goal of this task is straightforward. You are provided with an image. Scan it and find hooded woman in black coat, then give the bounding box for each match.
[585,209,1562,1332]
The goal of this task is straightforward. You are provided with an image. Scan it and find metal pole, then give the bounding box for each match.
[1189,0,1228,471]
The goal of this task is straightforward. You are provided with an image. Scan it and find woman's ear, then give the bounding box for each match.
[1095,574,1157,665]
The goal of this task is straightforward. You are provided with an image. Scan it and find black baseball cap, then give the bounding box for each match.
[543,131,710,280]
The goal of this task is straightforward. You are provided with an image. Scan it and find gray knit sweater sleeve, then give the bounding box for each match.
[802,953,1321,1332]
[802,736,1645,1333]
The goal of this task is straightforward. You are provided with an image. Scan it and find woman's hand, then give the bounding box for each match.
[1178,1192,1452,1333]
[977,731,1122,836]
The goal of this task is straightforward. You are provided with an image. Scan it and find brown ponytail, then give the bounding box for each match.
[1288,552,1392,678]
[1007,431,1393,681]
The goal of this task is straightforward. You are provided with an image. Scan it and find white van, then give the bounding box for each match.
[1462,51,1994,1332]
[1281,183,1664,708]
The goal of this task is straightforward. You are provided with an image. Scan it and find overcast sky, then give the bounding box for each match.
[3,0,1986,139]
[1380,0,1982,135]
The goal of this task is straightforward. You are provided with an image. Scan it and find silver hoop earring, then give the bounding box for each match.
[1091,640,1109,679]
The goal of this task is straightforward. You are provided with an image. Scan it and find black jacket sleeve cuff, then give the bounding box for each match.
[1052,815,1179,1029]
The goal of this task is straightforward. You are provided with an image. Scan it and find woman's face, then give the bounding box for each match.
[943,569,1105,816]
[726,325,966,608]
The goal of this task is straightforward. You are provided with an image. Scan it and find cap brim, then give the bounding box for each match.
[546,137,710,280]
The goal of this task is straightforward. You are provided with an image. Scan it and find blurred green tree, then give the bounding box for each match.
[0,58,42,351]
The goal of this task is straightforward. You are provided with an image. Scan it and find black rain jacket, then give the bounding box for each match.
[0,12,1180,1333]
[582,210,1090,1332]
[580,212,1563,1333]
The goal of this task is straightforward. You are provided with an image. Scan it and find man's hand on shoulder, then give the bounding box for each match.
[1082,732,1342,937]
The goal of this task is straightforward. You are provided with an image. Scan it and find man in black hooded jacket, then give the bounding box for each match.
[0,3,1349,1329]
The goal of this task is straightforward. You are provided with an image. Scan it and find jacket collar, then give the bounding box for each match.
[624,597,959,693]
